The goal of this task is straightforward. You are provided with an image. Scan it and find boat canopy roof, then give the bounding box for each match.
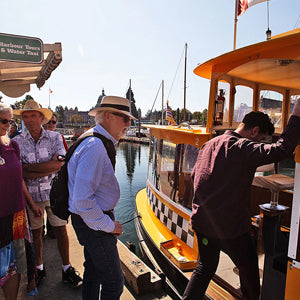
[194,28,300,94]
[0,43,62,98]
[146,124,211,148]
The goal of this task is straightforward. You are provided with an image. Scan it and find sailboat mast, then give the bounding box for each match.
[183,43,187,121]
[161,80,164,125]
[129,79,132,116]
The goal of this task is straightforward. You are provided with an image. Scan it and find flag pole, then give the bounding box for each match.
[48,86,51,109]
[233,0,238,50]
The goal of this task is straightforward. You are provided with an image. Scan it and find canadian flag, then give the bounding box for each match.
[49,88,53,94]
[238,0,269,16]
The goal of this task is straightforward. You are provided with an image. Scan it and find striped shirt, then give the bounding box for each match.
[68,124,119,233]
[13,128,66,202]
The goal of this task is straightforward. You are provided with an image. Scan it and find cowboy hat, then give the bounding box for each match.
[88,96,137,120]
[13,100,53,125]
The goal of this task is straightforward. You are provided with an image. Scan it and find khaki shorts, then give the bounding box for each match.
[27,200,67,230]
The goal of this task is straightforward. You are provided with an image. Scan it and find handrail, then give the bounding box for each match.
[176,122,192,129]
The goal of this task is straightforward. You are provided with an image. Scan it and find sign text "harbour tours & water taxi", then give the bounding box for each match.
[0,33,43,63]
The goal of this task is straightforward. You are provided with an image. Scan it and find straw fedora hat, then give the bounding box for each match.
[89,96,137,120]
[13,100,53,125]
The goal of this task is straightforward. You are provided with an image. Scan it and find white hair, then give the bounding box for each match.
[94,111,106,124]
[0,103,13,146]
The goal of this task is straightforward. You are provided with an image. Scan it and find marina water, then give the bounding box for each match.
[115,141,149,256]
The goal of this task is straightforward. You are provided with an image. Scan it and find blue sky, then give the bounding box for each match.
[1,0,299,116]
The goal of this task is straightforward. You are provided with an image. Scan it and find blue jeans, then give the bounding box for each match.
[71,214,124,300]
[183,232,260,300]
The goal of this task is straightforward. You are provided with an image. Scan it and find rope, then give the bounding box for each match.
[167,45,185,101]
[149,82,162,120]
[293,13,300,29]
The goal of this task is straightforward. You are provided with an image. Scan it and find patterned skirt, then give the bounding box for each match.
[0,209,37,295]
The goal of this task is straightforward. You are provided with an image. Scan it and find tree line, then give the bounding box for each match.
[8,93,207,126]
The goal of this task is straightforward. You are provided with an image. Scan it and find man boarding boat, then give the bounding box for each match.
[183,102,300,299]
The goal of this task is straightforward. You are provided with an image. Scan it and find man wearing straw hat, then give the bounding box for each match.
[13,99,82,288]
[68,96,136,300]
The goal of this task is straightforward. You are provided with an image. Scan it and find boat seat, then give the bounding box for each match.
[252,163,294,191]
[252,163,294,210]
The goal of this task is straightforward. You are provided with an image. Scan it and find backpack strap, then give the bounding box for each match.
[93,132,116,170]
[64,132,116,169]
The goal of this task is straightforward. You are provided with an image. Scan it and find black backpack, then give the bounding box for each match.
[50,132,116,220]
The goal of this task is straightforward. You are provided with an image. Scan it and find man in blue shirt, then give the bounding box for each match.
[68,96,136,300]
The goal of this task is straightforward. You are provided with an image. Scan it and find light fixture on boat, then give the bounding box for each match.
[275,59,294,66]
[266,28,272,40]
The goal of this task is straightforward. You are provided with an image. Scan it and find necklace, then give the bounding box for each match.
[0,155,5,165]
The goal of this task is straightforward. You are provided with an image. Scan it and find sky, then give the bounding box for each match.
[1,0,300,116]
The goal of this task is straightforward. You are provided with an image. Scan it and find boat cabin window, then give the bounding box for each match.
[148,137,199,210]
[147,136,162,190]
[233,85,253,122]
[259,91,283,129]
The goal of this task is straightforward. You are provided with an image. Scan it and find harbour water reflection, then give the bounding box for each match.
[115,141,149,255]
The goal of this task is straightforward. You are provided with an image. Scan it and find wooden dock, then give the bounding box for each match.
[119,136,150,145]
[2,222,170,300]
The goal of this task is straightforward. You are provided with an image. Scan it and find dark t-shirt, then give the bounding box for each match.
[0,140,26,218]
[191,115,300,239]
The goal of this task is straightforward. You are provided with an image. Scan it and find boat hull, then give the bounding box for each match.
[135,188,241,300]
[135,204,189,297]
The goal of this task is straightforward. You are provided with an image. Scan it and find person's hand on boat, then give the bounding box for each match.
[292,97,300,117]
[111,221,123,236]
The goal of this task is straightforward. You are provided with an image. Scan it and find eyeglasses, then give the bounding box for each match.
[0,118,14,125]
[47,120,57,125]
[111,112,130,123]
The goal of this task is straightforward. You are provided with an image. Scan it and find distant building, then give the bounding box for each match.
[64,108,94,124]
[63,89,106,126]
[95,89,106,108]
[260,97,282,111]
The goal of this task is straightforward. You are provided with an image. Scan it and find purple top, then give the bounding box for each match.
[0,140,26,218]
[191,115,300,239]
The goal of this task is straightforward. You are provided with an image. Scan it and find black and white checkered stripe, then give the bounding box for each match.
[146,186,195,248]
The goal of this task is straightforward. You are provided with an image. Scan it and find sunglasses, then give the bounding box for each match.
[111,112,130,123]
[47,120,57,125]
[0,118,14,125]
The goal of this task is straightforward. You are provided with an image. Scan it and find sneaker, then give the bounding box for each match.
[62,266,82,287]
[35,268,46,287]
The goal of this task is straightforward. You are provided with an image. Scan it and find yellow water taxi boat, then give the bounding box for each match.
[135,28,300,299]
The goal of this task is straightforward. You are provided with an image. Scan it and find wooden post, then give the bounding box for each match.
[282,89,290,130]
[206,73,218,133]
[253,83,260,111]
[228,82,236,126]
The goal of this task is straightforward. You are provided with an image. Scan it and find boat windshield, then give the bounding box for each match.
[147,136,199,210]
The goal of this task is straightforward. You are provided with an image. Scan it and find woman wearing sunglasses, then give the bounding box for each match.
[0,103,42,299]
